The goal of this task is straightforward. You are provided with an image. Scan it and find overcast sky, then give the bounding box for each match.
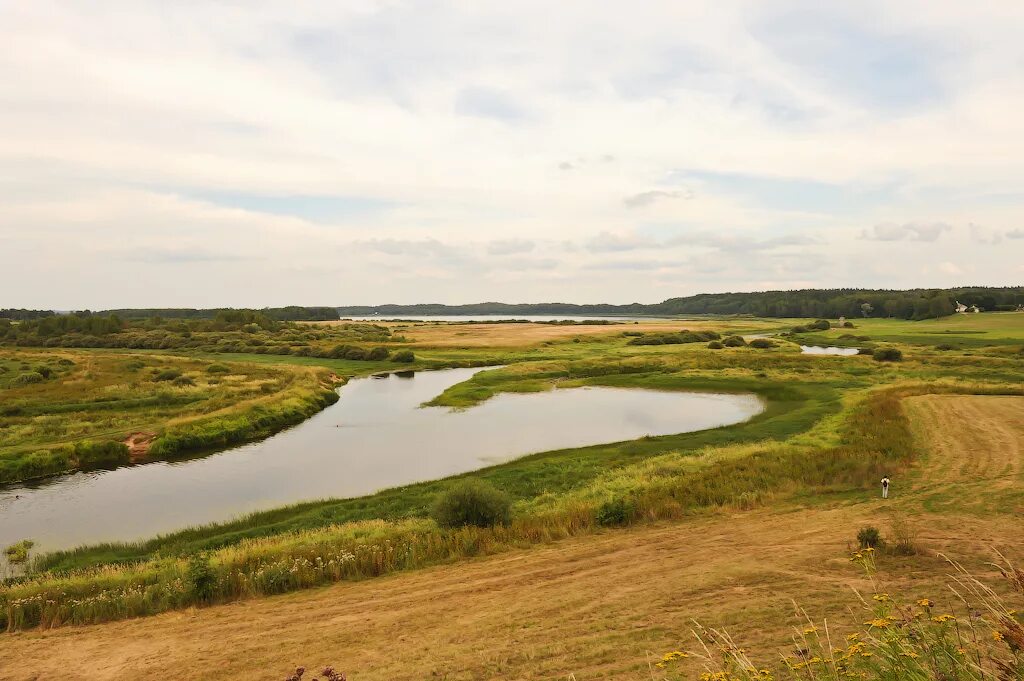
[2,1,1023,308]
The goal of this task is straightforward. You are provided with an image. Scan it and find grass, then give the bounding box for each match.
[0,348,340,484]
[1,313,1022,636]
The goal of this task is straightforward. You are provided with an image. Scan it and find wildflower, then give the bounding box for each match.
[872,593,890,602]
[803,626,818,635]
[931,614,955,623]
[916,598,933,608]
[865,618,890,629]
[992,630,1005,642]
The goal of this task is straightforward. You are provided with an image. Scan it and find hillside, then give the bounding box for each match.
[3,393,1021,680]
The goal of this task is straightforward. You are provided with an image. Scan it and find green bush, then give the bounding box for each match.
[810,319,831,331]
[857,525,883,549]
[186,555,217,602]
[596,497,634,526]
[430,478,512,528]
[344,347,368,360]
[722,336,746,347]
[74,440,130,469]
[872,347,903,362]
[153,368,182,382]
[206,364,231,374]
[392,350,415,363]
[707,340,724,349]
[13,371,44,385]
[368,346,390,361]
[748,338,775,349]
[172,375,195,387]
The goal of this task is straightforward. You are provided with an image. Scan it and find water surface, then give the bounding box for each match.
[800,345,860,356]
[0,368,762,556]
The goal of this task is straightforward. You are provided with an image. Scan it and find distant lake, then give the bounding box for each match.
[341,314,668,322]
[0,368,763,560]
[800,345,860,356]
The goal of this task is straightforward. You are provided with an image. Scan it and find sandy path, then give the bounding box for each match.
[2,396,1023,680]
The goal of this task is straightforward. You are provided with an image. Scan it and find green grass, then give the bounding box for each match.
[0,349,340,484]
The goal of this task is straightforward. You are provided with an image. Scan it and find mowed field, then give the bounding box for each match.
[3,394,1021,680]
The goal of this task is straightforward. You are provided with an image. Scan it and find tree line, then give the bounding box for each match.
[337,287,1024,320]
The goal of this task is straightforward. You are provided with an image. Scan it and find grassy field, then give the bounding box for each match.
[0,349,341,484]
[0,313,1022,679]
[1,392,1022,680]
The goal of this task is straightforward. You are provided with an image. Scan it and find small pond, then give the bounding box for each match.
[0,367,763,558]
[800,345,861,356]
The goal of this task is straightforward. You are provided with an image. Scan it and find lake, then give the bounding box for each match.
[800,345,861,356]
[0,367,763,558]
[341,314,669,322]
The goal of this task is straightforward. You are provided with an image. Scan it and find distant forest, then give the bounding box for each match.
[5,289,1024,323]
[337,287,1024,320]
[0,306,341,322]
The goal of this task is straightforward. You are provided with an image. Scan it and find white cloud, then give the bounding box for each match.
[1,1,1022,307]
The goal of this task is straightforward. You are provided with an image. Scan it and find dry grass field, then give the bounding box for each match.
[3,395,1021,681]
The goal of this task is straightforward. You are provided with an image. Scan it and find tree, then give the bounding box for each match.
[860,302,874,317]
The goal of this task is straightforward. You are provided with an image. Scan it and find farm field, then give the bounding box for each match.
[0,312,1023,680]
[2,392,1022,680]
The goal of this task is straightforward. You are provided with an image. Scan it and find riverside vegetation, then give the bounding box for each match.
[1,311,1022,641]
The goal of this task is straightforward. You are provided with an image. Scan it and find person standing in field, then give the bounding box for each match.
[881,476,890,499]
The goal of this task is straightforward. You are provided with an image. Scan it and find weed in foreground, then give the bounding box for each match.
[654,551,1024,680]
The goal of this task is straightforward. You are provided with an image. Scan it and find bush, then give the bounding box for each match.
[935,343,957,351]
[596,497,634,526]
[810,319,831,331]
[842,320,854,327]
[206,364,231,374]
[186,555,217,603]
[153,368,182,381]
[857,525,883,549]
[34,365,53,378]
[343,347,368,360]
[749,338,775,349]
[391,350,415,363]
[367,346,390,361]
[888,515,918,556]
[872,347,903,362]
[172,375,195,387]
[74,440,130,469]
[722,336,746,347]
[430,478,512,529]
[707,340,724,349]
[13,371,44,385]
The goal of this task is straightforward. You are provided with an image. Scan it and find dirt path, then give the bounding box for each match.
[2,396,1022,680]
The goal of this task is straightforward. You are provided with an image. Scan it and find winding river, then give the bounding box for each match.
[0,367,763,557]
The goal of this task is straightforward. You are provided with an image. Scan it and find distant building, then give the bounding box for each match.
[955,300,968,314]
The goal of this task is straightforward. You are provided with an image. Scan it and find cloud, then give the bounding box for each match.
[969,223,1003,244]
[623,189,693,208]
[861,222,952,242]
[455,86,532,122]
[585,231,657,252]
[1007,229,1024,240]
[126,248,249,264]
[487,238,535,255]
[938,261,965,275]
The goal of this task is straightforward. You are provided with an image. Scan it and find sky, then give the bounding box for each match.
[2,1,1023,309]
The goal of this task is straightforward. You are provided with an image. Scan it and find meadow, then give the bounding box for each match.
[0,311,1021,648]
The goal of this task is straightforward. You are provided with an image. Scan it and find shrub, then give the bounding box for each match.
[707,340,724,349]
[722,336,746,347]
[888,515,918,556]
[367,346,390,361]
[34,365,53,378]
[13,371,44,385]
[4,539,35,563]
[791,325,808,333]
[343,347,368,361]
[935,343,957,351]
[392,350,415,363]
[206,363,231,374]
[172,375,195,387]
[186,554,217,603]
[74,440,130,469]
[810,319,831,331]
[153,368,182,381]
[596,497,634,526]
[430,478,512,529]
[748,338,775,349]
[872,347,903,362]
[842,320,855,327]
[856,525,883,549]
